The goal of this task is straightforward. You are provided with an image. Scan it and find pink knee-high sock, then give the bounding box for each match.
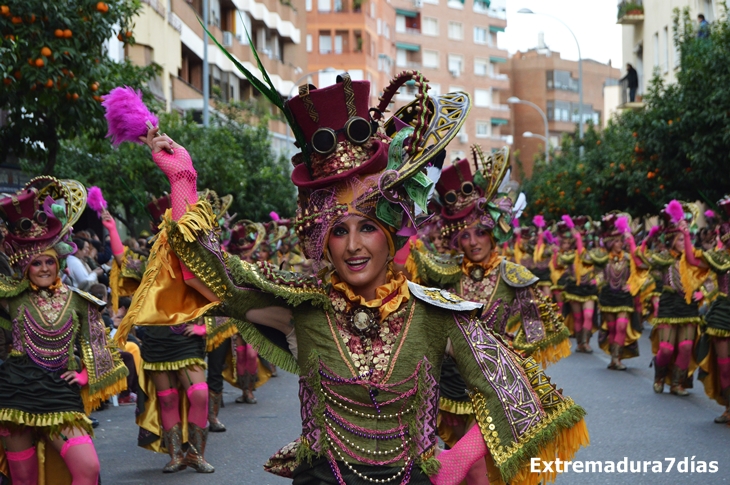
[614,318,629,346]
[236,344,258,375]
[157,388,181,431]
[717,357,730,390]
[582,308,595,331]
[465,450,490,485]
[675,340,694,370]
[606,320,617,344]
[431,424,487,485]
[186,382,209,428]
[656,342,675,368]
[553,293,563,313]
[6,446,38,485]
[572,312,584,335]
[60,436,100,485]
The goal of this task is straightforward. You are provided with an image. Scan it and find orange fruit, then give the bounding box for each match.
[28,14,35,23]
[54,29,64,38]
[125,31,132,38]
[11,15,22,24]
[27,58,34,66]
[13,71,21,79]
[61,68,69,75]
[69,71,74,78]
[63,29,72,38]
[72,93,79,101]
[96,2,109,13]
[117,33,123,41]
[41,46,52,57]
[90,82,99,92]
[45,79,54,88]
[0,6,10,16]
[93,95,102,102]
[4,34,14,41]
[35,58,44,67]
[66,93,71,100]
[3,78,12,86]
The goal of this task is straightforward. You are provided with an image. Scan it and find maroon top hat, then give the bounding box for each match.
[288,74,388,190]
[436,158,482,223]
[147,194,171,231]
[0,187,62,245]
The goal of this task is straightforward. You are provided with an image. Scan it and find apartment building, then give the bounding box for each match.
[388,0,510,163]
[618,0,721,104]
[304,0,396,105]
[504,46,620,179]
[129,0,307,155]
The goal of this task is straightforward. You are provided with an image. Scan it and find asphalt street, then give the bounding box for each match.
[93,325,730,484]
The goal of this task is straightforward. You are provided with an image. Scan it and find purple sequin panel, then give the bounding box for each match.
[88,305,115,378]
[513,287,546,344]
[299,371,321,451]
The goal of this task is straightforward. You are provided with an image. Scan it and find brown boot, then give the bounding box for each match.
[715,387,730,423]
[575,329,585,353]
[581,328,594,353]
[670,367,690,396]
[235,374,257,404]
[208,391,226,432]
[609,344,626,370]
[185,423,215,473]
[161,423,187,473]
[653,361,668,393]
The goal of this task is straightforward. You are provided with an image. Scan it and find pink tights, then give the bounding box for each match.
[60,436,100,485]
[717,357,730,390]
[655,342,674,368]
[675,340,693,370]
[236,344,258,376]
[157,388,181,431]
[431,424,487,485]
[6,446,38,485]
[186,382,209,428]
[613,317,629,346]
[572,311,584,335]
[582,308,594,331]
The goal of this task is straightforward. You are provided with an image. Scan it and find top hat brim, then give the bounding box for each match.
[291,139,389,190]
[5,217,63,246]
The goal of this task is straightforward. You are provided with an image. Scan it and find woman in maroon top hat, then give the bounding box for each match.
[0,178,128,485]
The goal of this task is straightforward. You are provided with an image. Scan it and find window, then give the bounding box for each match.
[429,83,441,95]
[653,32,659,67]
[447,0,464,9]
[396,48,407,67]
[333,0,343,11]
[546,70,578,92]
[475,121,490,138]
[319,33,332,54]
[423,0,438,4]
[334,34,343,54]
[377,19,382,35]
[474,88,491,107]
[450,150,465,163]
[423,50,439,68]
[448,22,463,40]
[306,34,312,52]
[396,15,406,33]
[422,17,438,36]
[305,0,312,11]
[547,101,600,125]
[318,0,330,11]
[663,26,669,73]
[448,54,463,74]
[474,58,488,76]
[384,23,390,39]
[473,27,488,44]
[370,1,375,17]
[449,85,464,93]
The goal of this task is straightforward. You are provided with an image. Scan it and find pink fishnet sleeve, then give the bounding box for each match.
[152,147,198,221]
[430,424,487,485]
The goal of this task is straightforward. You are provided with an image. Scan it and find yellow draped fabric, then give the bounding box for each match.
[331,272,410,322]
[513,243,525,266]
[680,250,711,304]
[627,253,650,297]
[221,344,273,390]
[108,248,143,313]
[461,251,501,278]
[115,228,219,345]
[533,240,546,264]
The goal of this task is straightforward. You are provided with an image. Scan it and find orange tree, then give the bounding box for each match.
[0,0,158,174]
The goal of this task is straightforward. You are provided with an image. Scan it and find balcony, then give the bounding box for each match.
[489,73,509,90]
[617,78,645,109]
[617,1,644,24]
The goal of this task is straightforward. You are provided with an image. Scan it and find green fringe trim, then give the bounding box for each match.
[411,248,462,287]
[563,292,598,303]
[419,456,442,476]
[598,305,635,313]
[651,316,702,326]
[0,276,29,299]
[295,435,316,465]
[230,318,300,375]
[142,358,207,371]
[704,326,730,337]
[513,325,571,354]
[87,362,129,398]
[438,397,474,415]
[0,408,93,438]
[492,401,587,484]
[206,317,239,353]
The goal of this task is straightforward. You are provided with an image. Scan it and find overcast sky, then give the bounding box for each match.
[501,0,624,71]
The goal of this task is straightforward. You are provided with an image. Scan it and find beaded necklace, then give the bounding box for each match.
[21,286,76,372]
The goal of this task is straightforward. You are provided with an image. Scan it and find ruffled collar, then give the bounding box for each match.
[462,251,501,279]
[331,272,410,321]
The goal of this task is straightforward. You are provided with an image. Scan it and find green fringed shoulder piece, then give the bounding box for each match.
[647,249,675,268]
[588,248,610,266]
[0,276,28,299]
[419,457,442,477]
[229,317,300,375]
[557,251,576,266]
[703,249,730,274]
[411,246,463,287]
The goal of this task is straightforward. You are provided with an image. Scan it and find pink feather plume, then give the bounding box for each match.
[561,214,575,229]
[544,230,555,245]
[269,211,280,221]
[615,216,629,234]
[665,200,684,224]
[511,218,520,228]
[103,86,158,147]
[87,186,107,217]
[705,209,715,219]
[532,215,545,228]
[648,226,660,239]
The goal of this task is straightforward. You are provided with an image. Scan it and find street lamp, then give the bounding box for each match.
[523,131,546,142]
[507,96,549,162]
[517,8,583,145]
